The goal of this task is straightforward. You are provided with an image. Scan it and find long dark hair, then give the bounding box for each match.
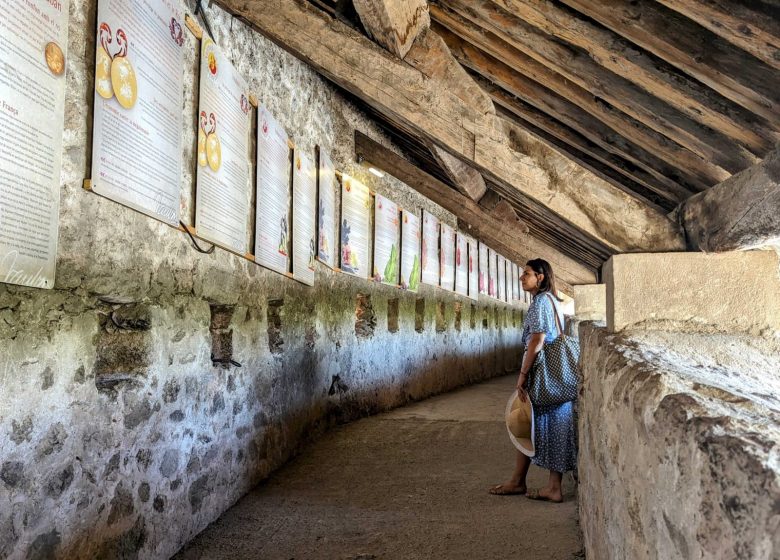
[526,258,562,301]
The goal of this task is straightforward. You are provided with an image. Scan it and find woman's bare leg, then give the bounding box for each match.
[489,451,531,495]
[534,470,563,502]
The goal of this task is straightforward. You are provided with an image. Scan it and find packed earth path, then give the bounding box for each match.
[175,375,582,559]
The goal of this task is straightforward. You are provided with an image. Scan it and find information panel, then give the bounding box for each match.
[508,260,515,303]
[317,148,336,268]
[255,105,291,276]
[340,175,370,278]
[440,223,455,292]
[0,0,70,289]
[467,237,479,301]
[91,0,184,225]
[373,194,400,285]
[400,210,421,292]
[194,37,251,254]
[455,233,468,296]
[421,210,439,287]
[478,242,488,295]
[292,150,317,286]
[488,248,497,298]
[512,263,520,304]
[496,254,504,302]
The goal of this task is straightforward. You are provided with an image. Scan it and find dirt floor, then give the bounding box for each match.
[174,375,583,559]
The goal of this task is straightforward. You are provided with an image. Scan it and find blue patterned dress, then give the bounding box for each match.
[522,292,578,473]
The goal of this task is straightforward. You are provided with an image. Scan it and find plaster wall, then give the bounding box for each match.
[604,251,780,335]
[578,323,780,560]
[0,2,525,559]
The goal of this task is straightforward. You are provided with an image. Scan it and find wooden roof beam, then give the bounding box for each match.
[559,0,780,128]
[490,0,777,157]
[425,142,488,202]
[213,0,685,254]
[352,0,429,59]
[355,131,596,290]
[435,0,753,180]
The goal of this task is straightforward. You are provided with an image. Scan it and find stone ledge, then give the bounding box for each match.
[578,323,780,560]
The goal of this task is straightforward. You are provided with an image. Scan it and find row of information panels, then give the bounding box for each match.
[0,0,529,306]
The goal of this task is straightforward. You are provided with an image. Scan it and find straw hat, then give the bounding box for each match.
[505,392,535,457]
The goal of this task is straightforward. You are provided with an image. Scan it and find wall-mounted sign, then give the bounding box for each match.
[455,233,468,296]
[421,210,439,287]
[373,194,400,286]
[91,0,184,226]
[478,242,488,296]
[467,237,479,301]
[488,248,497,298]
[340,175,370,278]
[316,148,336,268]
[255,105,291,276]
[292,150,317,286]
[440,223,455,292]
[400,210,421,292]
[194,37,251,255]
[0,0,70,289]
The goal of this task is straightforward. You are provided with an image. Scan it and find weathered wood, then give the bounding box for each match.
[491,0,776,156]
[426,142,488,202]
[355,131,596,289]
[214,0,685,254]
[436,22,703,198]
[656,0,780,71]
[559,0,780,128]
[679,148,780,252]
[352,0,429,58]
[435,0,751,180]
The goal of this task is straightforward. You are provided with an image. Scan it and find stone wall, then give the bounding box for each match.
[0,2,524,558]
[578,323,780,559]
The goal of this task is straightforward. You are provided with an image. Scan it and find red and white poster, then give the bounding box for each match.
[439,223,455,292]
[292,150,317,286]
[455,233,468,296]
[421,210,439,287]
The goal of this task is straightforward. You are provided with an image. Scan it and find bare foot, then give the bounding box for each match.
[488,482,527,495]
[526,487,563,503]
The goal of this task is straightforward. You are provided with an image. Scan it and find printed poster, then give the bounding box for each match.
[478,242,488,295]
[91,0,184,225]
[488,248,497,298]
[455,233,468,296]
[499,255,508,302]
[317,148,336,268]
[421,210,439,287]
[0,0,70,289]
[508,260,515,303]
[292,150,317,286]
[511,263,519,304]
[255,105,291,276]
[400,210,421,292]
[467,237,479,301]
[373,194,400,285]
[440,223,455,292]
[194,37,251,254]
[340,175,370,278]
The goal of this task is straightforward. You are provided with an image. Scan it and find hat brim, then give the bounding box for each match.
[505,393,535,457]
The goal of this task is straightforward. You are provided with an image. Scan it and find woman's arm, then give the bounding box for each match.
[517,332,546,401]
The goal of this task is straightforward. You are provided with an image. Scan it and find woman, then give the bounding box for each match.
[489,258,577,502]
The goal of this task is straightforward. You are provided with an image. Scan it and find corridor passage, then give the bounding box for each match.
[175,375,581,559]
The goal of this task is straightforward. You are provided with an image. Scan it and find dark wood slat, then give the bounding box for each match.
[435,0,753,180]
[559,0,780,127]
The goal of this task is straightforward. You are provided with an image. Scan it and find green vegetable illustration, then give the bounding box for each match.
[384,244,399,283]
[408,254,420,291]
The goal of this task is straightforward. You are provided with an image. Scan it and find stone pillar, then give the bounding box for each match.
[573,284,606,322]
[603,250,780,335]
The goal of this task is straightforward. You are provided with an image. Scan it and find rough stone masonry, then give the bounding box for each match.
[0,2,524,558]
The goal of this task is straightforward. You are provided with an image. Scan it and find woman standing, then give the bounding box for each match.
[489,258,577,502]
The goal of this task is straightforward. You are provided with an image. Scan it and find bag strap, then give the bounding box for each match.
[544,292,564,337]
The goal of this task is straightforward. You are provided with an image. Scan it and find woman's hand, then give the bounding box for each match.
[516,373,528,402]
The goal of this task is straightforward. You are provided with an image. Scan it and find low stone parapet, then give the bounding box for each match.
[578,322,780,559]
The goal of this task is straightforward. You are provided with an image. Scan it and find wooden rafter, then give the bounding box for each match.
[434,0,755,183]
[559,0,780,128]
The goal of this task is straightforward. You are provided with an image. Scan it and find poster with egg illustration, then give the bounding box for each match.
[255,105,292,276]
[339,174,370,278]
[0,0,69,289]
[400,210,420,292]
[194,37,251,255]
[455,232,468,296]
[292,150,317,286]
[373,194,400,286]
[91,0,184,226]
[421,210,439,287]
[439,223,455,292]
[467,237,479,301]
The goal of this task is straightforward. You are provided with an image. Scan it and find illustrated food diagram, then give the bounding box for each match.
[44,41,65,76]
[95,23,137,109]
[198,111,221,172]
